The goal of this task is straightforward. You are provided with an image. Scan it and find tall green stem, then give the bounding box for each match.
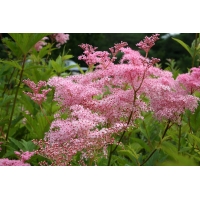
[177,115,183,152]
[178,124,181,152]
[107,110,133,166]
[140,120,171,166]
[6,55,26,141]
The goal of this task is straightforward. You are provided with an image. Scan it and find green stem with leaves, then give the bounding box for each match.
[6,55,26,141]
[178,115,183,152]
[140,120,171,166]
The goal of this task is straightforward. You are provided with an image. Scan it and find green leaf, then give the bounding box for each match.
[21,139,37,151]
[130,138,151,152]
[24,65,46,71]
[50,60,63,73]
[24,67,53,82]
[2,37,23,58]
[161,141,197,166]
[62,55,73,61]
[188,107,200,132]
[188,133,200,146]
[172,37,193,57]
[38,43,55,58]
[18,94,34,114]
[9,33,49,55]
[0,94,15,107]
[8,137,24,150]
[0,60,22,70]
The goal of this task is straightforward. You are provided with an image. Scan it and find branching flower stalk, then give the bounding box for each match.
[23,79,52,125]
[140,120,172,166]
[107,34,160,165]
[107,73,147,165]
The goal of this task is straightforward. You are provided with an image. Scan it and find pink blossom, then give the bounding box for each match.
[0,151,35,166]
[52,33,69,48]
[143,75,199,123]
[176,67,200,94]
[109,41,128,60]
[120,47,143,66]
[78,43,111,68]
[136,34,160,55]
[23,79,51,105]
[0,158,31,166]
[15,151,35,162]
[34,37,48,51]
[78,42,128,69]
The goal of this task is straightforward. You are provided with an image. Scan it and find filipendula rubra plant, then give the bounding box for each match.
[27,34,200,166]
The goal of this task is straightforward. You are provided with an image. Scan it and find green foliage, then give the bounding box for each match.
[172,38,193,57]
[164,59,180,78]
[172,34,200,68]
[160,141,198,166]
[0,33,72,161]
[9,33,49,55]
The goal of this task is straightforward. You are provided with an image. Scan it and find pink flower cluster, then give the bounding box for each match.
[78,42,128,69]
[34,33,69,51]
[176,67,200,94]
[0,151,34,166]
[136,34,160,55]
[34,37,48,51]
[78,44,111,68]
[52,33,70,48]
[33,34,200,165]
[23,79,51,105]
[14,151,35,162]
[143,71,199,124]
[0,159,30,166]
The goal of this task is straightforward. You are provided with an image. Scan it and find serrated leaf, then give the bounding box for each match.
[2,37,23,58]
[9,33,49,55]
[3,148,17,158]
[0,60,22,70]
[21,140,37,151]
[8,137,24,150]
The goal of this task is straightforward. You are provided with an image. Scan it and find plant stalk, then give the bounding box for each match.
[6,55,26,141]
[140,120,171,166]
